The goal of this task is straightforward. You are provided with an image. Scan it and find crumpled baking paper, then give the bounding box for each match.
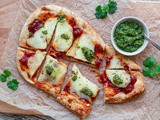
[0,0,160,119]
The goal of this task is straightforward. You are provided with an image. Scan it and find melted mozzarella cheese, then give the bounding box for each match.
[106,70,131,88]
[27,18,57,49]
[38,55,67,84]
[109,57,124,69]
[70,65,98,99]
[67,34,95,64]
[52,19,73,52]
[28,50,46,77]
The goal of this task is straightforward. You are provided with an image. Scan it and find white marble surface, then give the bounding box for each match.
[0,0,159,120]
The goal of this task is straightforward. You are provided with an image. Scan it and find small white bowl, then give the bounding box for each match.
[111,16,149,56]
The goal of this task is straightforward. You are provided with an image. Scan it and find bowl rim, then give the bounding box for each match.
[111,16,149,56]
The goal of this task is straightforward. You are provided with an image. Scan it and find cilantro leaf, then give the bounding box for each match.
[108,0,117,14]
[7,79,19,91]
[154,62,160,75]
[0,74,7,82]
[142,67,154,78]
[95,0,117,19]
[143,57,156,69]
[95,5,108,19]
[3,70,11,77]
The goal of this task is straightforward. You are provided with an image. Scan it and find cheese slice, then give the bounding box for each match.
[70,65,99,100]
[27,18,57,49]
[52,19,73,52]
[38,55,67,84]
[66,34,95,64]
[108,57,124,69]
[106,70,131,88]
[28,50,46,77]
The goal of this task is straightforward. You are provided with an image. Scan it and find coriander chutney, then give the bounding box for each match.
[114,20,145,52]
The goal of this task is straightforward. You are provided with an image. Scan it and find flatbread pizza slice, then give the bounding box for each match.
[105,44,141,70]
[99,69,145,103]
[17,47,46,84]
[19,5,62,50]
[35,55,67,98]
[48,7,105,68]
[57,65,99,118]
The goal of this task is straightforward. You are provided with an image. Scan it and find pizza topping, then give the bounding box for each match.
[99,70,137,94]
[45,65,54,76]
[80,87,93,97]
[70,65,99,100]
[64,81,71,93]
[106,70,131,88]
[69,18,83,39]
[57,14,65,23]
[45,63,62,80]
[19,51,35,67]
[106,56,113,68]
[48,47,65,58]
[28,12,55,37]
[112,74,123,86]
[42,30,48,35]
[81,47,94,62]
[61,34,70,40]
[73,26,83,39]
[28,19,43,37]
[94,44,104,68]
[72,74,78,81]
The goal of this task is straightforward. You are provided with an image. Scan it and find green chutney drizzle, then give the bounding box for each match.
[114,20,145,52]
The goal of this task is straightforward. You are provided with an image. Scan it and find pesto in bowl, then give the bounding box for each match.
[114,20,145,52]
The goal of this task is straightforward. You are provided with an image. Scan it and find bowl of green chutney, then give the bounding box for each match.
[111,16,149,56]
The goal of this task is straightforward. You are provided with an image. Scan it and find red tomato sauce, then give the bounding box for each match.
[48,47,65,58]
[19,51,35,68]
[99,71,137,94]
[28,12,55,37]
[69,18,83,39]
[94,44,104,68]
[63,82,70,93]
[28,19,43,37]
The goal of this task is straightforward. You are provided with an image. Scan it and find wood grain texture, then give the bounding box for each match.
[0,0,158,120]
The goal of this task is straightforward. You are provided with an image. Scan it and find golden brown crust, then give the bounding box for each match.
[35,83,60,98]
[104,71,145,103]
[57,91,91,118]
[105,44,141,70]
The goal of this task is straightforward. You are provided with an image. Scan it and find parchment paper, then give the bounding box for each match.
[0,0,160,119]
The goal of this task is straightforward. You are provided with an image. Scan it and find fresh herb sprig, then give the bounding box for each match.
[95,0,117,19]
[142,57,160,78]
[0,70,19,90]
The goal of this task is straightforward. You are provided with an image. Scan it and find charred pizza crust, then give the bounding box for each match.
[104,71,145,103]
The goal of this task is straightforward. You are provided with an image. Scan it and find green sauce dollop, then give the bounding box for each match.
[114,20,145,52]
